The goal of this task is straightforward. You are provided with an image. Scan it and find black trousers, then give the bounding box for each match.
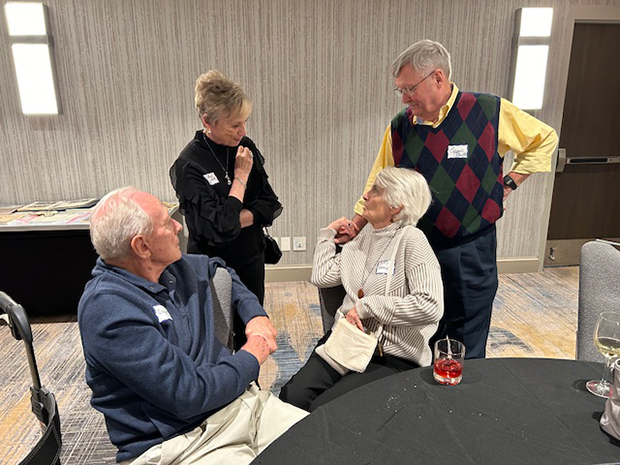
[230,253,266,350]
[429,226,498,359]
[279,333,420,412]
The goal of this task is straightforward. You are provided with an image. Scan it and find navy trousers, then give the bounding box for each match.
[429,226,498,359]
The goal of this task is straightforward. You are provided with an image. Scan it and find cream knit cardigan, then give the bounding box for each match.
[311,221,444,367]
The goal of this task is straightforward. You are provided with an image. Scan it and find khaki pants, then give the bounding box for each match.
[121,384,307,465]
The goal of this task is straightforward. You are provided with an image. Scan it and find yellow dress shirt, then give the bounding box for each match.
[354,84,558,215]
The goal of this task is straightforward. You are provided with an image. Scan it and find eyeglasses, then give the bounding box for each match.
[394,70,435,97]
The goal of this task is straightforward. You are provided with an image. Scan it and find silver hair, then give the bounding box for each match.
[390,39,452,79]
[89,187,153,261]
[374,167,432,226]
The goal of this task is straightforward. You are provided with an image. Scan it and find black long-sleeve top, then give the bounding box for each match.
[170,131,282,268]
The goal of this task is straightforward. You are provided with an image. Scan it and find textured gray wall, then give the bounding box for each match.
[1,0,619,265]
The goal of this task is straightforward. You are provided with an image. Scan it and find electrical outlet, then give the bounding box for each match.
[280,236,291,252]
[293,236,306,251]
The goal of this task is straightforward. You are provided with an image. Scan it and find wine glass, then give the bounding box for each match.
[586,311,620,398]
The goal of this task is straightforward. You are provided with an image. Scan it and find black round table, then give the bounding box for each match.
[253,358,620,464]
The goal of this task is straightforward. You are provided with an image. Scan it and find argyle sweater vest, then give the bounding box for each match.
[391,91,504,248]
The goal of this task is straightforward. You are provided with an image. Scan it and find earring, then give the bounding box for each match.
[207,128,211,136]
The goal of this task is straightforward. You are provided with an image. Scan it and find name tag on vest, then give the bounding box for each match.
[447,144,468,159]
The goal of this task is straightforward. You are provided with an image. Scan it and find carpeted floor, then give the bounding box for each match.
[0,267,582,464]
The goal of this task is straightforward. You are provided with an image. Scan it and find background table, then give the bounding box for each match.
[254,358,620,465]
[0,204,178,315]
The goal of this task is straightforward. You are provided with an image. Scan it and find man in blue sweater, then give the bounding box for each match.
[78,187,307,464]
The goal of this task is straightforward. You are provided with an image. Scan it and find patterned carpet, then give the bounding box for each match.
[0,282,324,465]
[0,268,580,464]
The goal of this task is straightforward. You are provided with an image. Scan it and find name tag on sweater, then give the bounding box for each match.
[153,305,172,323]
[204,172,219,185]
[376,260,394,275]
[447,144,468,159]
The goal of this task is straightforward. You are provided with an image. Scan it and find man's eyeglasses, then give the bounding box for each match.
[394,70,435,97]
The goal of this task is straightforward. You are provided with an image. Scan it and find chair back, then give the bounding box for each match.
[211,267,234,350]
[318,285,347,334]
[578,240,620,362]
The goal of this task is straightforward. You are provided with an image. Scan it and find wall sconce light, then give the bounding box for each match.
[4,2,60,115]
[509,7,553,111]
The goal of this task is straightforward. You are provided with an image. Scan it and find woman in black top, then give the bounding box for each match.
[170,71,282,344]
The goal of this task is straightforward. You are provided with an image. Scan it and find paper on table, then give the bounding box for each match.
[17,198,99,212]
[0,205,21,215]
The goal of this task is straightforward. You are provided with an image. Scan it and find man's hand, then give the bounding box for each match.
[345,306,365,331]
[245,316,277,353]
[503,172,530,201]
[503,185,513,202]
[240,335,271,365]
[334,214,367,245]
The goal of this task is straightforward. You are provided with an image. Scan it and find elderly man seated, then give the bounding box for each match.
[78,187,307,465]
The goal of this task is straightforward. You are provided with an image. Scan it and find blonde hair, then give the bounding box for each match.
[374,167,432,226]
[90,187,153,260]
[195,70,251,126]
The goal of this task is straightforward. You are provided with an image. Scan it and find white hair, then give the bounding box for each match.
[390,39,452,79]
[89,187,153,261]
[374,167,432,226]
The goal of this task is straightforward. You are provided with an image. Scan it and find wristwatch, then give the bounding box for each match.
[503,174,518,191]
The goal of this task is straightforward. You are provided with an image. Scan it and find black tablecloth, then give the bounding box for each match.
[254,358,620,465]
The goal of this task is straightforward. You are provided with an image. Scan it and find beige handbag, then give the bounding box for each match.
[322,318,380,373]
[315,227,406,375]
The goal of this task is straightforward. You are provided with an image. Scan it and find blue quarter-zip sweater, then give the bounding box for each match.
[77,254,267,462]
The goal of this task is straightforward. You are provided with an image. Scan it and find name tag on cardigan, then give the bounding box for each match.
[153,305,173,323]
[447,144,468,159]
[204,172,219,185]
[376,260,393,275]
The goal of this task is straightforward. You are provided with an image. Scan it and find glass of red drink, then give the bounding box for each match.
[433,338,465,385]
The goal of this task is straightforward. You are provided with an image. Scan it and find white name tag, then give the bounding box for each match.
[376,260,392,275]
[204,172,219,185]
[447,144,468,159]
[153,305,172,323]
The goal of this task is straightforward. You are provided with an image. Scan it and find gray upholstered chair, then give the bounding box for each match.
[318,285,347,333]
[577,240,620,362]
[211,267,235,350]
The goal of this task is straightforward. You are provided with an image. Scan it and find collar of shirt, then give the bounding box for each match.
[412,83,459,128]
[97,257,175,295]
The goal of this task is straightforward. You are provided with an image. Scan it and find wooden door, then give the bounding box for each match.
[545,23,620,266]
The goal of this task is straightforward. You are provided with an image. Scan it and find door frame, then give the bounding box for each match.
[538,5,620,268]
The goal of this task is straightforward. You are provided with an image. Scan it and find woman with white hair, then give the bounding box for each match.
[280,167,444,411]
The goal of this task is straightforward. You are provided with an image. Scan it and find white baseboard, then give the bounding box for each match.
[265,265,313,283]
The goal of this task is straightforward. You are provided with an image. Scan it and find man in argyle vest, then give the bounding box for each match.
[338,40,558,359]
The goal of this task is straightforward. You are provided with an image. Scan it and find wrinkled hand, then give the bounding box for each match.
[503,185,512,202]
[245,316,277,353]
[234,146,254,181]
[345,306,364,331]
[328,217,359,244]
[240,335,271,365]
